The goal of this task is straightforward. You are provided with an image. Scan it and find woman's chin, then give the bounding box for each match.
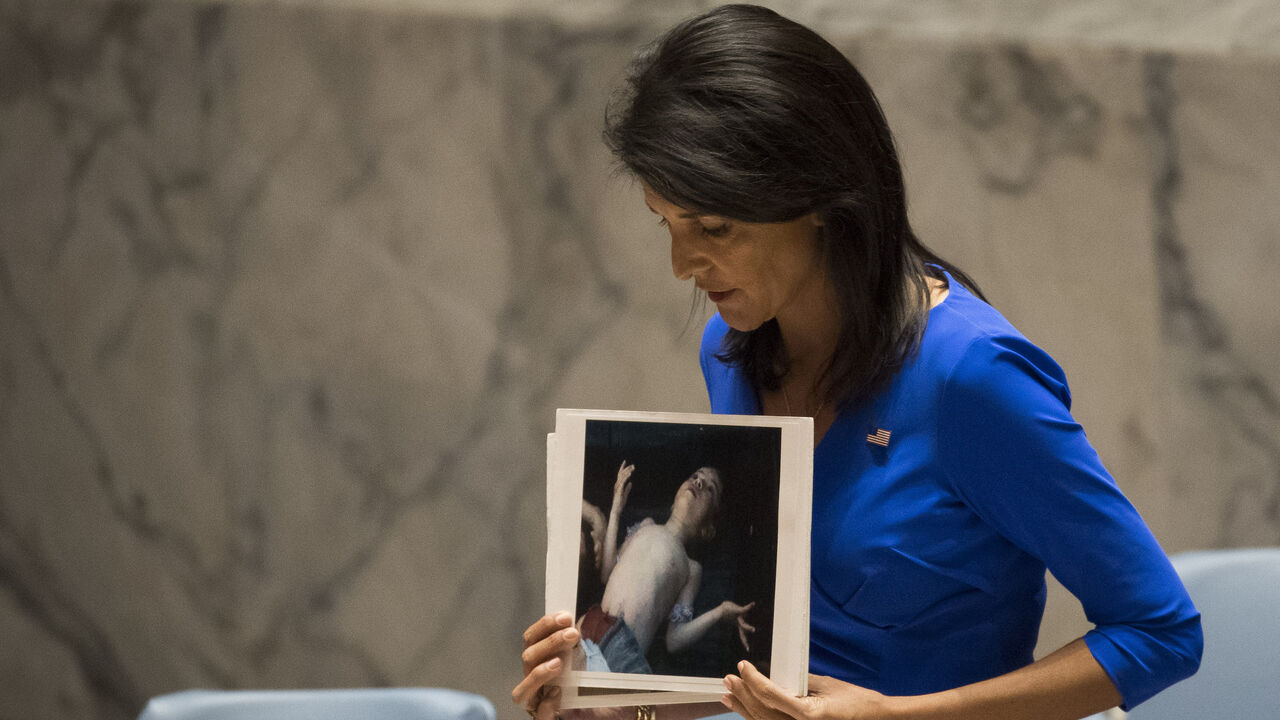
[720,312,768,332]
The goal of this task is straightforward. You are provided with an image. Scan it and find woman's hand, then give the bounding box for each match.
[716,600,757,651]
[722,662,895,720]
[512,612,644,720]
[513,612,578,719]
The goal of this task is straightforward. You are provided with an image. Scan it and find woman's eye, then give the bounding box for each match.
[701,224,731,238]
[656,217,670,228]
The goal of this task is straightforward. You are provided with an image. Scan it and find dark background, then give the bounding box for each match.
[579,419,783,678]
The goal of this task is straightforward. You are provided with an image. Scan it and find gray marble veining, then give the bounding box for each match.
[1144,53,1280,548]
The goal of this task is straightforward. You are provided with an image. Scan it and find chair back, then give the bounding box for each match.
[137,688,496,720]
[1126,547,1280,720]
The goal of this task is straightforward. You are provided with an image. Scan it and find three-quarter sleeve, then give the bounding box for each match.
[936,332,1202,709]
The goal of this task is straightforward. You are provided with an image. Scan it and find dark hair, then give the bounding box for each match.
[604,4,984,410]
[577,518,604,610]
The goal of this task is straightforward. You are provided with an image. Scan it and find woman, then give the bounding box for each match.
[514,5,1201,719]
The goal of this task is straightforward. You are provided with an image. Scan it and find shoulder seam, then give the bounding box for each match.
[935,330,1001,499]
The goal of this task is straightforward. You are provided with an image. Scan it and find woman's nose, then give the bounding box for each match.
[670,229,709,281]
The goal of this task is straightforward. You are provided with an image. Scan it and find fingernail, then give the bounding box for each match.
[562,628,579,642]
[723,676,733,690]
[555,611,573,624]
[547,657,562,671]
[720,695,732,709]
[738,660,746,672]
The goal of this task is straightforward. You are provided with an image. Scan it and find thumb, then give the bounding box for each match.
[805,674,841,696]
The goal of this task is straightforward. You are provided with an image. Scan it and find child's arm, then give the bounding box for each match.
[665,559,756,654]
[600,460,634,585]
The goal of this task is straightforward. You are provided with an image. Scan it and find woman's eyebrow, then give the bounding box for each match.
[645,203,705,220]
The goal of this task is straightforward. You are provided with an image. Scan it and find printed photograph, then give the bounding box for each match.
[572,418,782,681]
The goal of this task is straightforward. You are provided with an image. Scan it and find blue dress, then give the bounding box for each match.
[699,274,1202,709]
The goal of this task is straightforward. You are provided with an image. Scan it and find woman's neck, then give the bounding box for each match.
[775,276,841,382]
[774,272,947,393]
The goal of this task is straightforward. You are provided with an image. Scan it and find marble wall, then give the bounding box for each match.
[1,1,1277,719]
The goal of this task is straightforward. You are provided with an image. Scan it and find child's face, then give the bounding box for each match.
[673,467,723,532]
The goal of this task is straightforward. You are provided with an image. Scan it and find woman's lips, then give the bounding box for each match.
[706,289,734,303]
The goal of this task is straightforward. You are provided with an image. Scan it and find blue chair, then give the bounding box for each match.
[137,688,495,720]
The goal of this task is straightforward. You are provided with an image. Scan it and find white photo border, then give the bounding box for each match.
[547,408,812,704]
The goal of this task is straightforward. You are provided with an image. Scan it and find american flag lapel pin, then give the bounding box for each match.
[866,427,891,447]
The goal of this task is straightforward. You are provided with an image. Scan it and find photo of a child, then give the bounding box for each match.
[574,419,782,680]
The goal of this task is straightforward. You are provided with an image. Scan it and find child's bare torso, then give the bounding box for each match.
[600,519,693,652]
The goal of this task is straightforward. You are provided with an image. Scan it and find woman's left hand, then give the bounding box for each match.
[722,662,895,720]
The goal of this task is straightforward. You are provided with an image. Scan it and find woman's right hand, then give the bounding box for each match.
[513,612,640,720]
[513,611,578,719]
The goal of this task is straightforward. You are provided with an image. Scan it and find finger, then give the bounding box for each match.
[738,661,805,718]
[521,627,574,676]
[739,619,757,633]
[725,672,773,720]
[522,612,574,648]
[721,691,752,720]
[522,626,580,673]
[512,656,562,708]
[532,685,562,720]
[739,627,750,652]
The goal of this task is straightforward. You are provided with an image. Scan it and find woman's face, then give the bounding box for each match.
[643,185,825,332]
